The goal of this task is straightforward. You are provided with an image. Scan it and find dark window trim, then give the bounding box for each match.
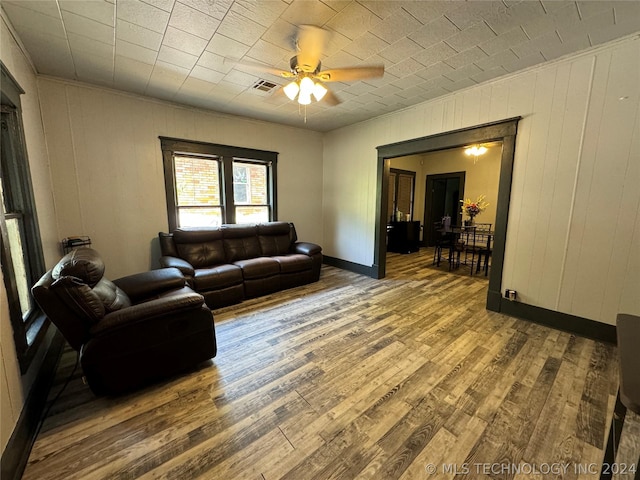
[160,137,278,230]
[1,62,49,374]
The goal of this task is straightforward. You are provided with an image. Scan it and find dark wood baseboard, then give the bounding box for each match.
[331,260,616,344]
[488,294,617,344]
[323,255,377,278]
[1,329,65,480]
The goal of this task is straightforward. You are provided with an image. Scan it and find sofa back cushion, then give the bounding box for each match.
[258,222,293,256]
[222,224,261,262]
[173,228,225,268]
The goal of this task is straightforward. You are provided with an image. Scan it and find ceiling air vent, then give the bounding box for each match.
[251,79,278,93]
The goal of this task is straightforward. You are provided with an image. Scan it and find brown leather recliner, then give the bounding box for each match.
[32,248,217,395]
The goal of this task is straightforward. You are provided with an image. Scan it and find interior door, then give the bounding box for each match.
[424,172,465,246]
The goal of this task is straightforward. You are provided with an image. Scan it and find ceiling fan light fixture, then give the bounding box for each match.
[464,145,488,156]
[299,76,315,97]
[312,82,327,101]
[298,91,312,105]
[283,81,300,100]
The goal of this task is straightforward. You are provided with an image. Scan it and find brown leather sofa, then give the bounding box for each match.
[32,248,217,395]
[158,222,322,309]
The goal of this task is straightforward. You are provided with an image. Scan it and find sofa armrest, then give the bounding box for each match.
[113,268,186,302]
[90,291,206,336]
[159,256,195,277]
[293,242,322,256]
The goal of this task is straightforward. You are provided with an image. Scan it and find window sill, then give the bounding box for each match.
[19,310,50,374]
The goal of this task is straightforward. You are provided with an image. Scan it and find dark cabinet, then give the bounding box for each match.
[387,221,421,254]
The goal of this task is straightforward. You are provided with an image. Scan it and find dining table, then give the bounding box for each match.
[437,225,494,276]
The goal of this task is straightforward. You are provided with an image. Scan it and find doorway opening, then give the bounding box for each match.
[424,172,465,247]
[374,118,520,311]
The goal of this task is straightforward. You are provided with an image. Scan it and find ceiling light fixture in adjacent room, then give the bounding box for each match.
[465,145,488,164]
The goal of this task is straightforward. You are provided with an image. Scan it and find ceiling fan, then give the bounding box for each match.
[237,25,384,107]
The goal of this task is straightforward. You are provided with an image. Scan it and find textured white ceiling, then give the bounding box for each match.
[2,0,639,131]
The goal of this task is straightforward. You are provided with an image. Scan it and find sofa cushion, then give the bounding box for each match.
[173,229,226,268]
[234,257,280,279]
[194,264,243,291]
[93,278,132,312]
[222,224,261,262]
[52,248,105,287]
[273,254,313,273]
[51,276,105,323]
[258,222,293,256]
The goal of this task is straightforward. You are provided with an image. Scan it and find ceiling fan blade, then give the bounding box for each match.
[323,88,341,106]
[296,25,327,73]
[317,65,384,83]
[233,59,294,79]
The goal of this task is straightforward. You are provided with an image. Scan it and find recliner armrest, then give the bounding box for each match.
[293,242,322,256]
[159,256,195,277]
[90,291,206,336]
[113,268,186,302]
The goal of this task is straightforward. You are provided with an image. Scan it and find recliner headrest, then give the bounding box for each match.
[52,248,105,287]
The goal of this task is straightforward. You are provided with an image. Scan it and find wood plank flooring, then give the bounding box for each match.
[22,248,618,480]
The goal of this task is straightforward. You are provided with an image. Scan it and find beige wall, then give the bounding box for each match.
[36,78,324,279]
[1,9,638,462]
[1,10,324,456]
[1,15,58,454]
[323,35,640,326]
[390,145,502,236]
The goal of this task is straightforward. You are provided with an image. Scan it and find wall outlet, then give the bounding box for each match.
[504,289,517,301]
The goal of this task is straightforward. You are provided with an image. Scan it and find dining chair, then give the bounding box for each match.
[464,223,491,275]
[477,232,493,276]
[432,222,453,267]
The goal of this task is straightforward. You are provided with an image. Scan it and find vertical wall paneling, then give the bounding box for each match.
[493,74,536,291]
[557,53,611,315]
[323,36,640,326]
[573,42,640,321]
[526,65,571,305]
[38,82,84,237]
[1,14,59,462]
[541,58,595,309]
[510,69,557,305]
[0,269,23,451]
[36,78,324,279]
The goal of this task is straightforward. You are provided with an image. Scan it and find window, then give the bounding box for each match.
[174,155,223,227]
[161,137,277,230]
[233,161,270,224]
[388,168,416,221]
[1,64,48,372]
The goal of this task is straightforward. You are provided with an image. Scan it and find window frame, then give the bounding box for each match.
[160,137,277,230]
[1,62,49,373]
[232,158,272,224]
[173,153,224,228]
[388,168,416,221]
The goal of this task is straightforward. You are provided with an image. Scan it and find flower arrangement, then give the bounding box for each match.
[460,195,489,219]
